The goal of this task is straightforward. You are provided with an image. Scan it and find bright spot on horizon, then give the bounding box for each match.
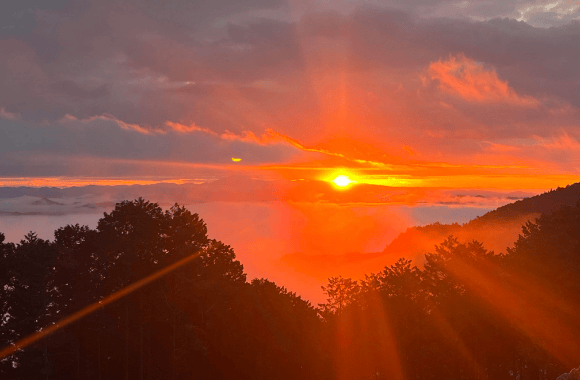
[232,158,242,162]
[333,175,353,187]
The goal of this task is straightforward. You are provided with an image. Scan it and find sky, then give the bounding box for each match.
[1,0,580,301]
[1,0,580,186]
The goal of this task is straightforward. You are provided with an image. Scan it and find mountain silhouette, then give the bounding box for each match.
[282,183,580,279]
[31,197,65,206]
[469,182,580,226]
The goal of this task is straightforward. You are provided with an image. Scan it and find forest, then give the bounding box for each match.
[2,197,580,380]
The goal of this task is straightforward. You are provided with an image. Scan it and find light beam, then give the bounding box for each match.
[0,251,202,361]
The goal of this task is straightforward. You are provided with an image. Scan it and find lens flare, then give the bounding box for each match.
[0,251,202,361]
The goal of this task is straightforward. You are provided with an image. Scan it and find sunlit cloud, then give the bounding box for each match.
[480,141,522,153]
[164,120,219,135]
[533,132,580,151]
[263,131,388,167]
[425,54,539,107]
[61,114,163,135]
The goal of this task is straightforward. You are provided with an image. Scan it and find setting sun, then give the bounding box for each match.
[333,175,353,187]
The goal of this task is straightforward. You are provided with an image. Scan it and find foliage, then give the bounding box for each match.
[0,199,325,380]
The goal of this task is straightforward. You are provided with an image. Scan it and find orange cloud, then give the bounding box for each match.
[164,121,218,135]
[403,145,415,155]
[426,54,539,107]
[218,128,389,167]
[533,132,580,151]
[61,114,164,135]
[121,117,391,168]
[267,131,388,167]
[44,112,580,191]
[61,114,380,166]
[481,142,522,153]
[63,115,222,137]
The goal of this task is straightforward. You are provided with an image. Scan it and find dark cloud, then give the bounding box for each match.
[0,0,69,36]
[378,0,579,27]
[51,80,110,99]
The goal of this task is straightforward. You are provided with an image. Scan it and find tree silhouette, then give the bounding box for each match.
[5,197,580,379]
[319,276,360,318]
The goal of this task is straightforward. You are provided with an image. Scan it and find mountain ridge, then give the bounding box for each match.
[282,183,580,279]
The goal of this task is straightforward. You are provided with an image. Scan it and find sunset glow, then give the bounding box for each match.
[333,175,354,187]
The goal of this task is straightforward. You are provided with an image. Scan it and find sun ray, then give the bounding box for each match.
[0,251,202,361]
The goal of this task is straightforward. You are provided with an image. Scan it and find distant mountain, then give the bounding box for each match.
[282,183,580,279]
[376,183,580,268]
[0,179,293,204]
[469,182,580,226]
[31,197,64,206]
[76,201,116,209]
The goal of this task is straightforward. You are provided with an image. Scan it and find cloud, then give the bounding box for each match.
[517,1,580,27]
[0,107,18,120]
[371,0,580,28]
[533,132,580,151]
[425,54,539,106]
[62,114,161,135]
[59,114,388,166]
[481,141,522,152]
[0,116,312,179]
[1,3,580,176]
[164,121,218,135]
[0,0,69,36]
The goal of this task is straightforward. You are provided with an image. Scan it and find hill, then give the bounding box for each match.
[31,197,64,206]
[469,183,580,226]
[282,183,580,279]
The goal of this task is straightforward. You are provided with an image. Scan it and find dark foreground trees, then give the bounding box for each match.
[3,198,580,379]
[0,199,325,380]
[318,202,580,380]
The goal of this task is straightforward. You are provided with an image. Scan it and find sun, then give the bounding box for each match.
[333,175,353,187]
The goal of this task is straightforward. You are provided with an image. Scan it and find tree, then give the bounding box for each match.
[378,258,422,301]
[0,232,58,379]
[319,276,360,318]
[0,233,17,376]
